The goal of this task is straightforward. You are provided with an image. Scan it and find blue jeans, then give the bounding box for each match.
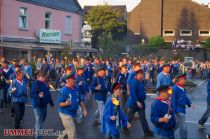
[77,106,83,123]
[176,113,187,139]
[94,100,105,123]
[198,102,210,125]
[33,107,47,139]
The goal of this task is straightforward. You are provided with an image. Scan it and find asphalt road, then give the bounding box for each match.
[0,79,209,139]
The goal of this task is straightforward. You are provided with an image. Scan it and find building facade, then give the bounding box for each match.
[128,0,210,44]
[0,0,89,61]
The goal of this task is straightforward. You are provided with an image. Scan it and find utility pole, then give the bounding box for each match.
[0,0,3,57]
[0,0,3,42]
[160,0,164,37]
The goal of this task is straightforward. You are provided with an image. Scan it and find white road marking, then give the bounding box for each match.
[25,104,32,107]
[146,93,156,96]
[146,93,157,98]
[186,120,210,125]
[197,80,206,86]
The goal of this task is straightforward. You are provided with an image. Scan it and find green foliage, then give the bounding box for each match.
[101,32,112,49]
[29,60,36,75]
[172,54,182,61]
[149,36,165,46]
[102,40,127,58]
[84,5,127,48]
[84,5,126,33]
[204,37,210,48]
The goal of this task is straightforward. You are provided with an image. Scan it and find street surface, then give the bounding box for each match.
[0,79,209,139]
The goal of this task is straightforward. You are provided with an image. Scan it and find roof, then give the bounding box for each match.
[83,5,127,14]
[17,0,83,14]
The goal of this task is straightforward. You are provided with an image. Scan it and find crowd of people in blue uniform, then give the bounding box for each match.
[0,56,210,139]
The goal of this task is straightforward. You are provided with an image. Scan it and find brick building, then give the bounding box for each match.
[128,0,210,44]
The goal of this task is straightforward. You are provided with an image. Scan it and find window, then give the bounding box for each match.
[199,30,210,36]
[65,16,72,34]
[134,33,140,35]
[45,12,51,29]
[163,30,175,36]
[180,30,192,36]
[19,7,28,29]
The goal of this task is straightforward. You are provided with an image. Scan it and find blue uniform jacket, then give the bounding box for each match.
[59,75,66,86]
[172,84,191,114]
[156,72,171,89]
[75,74,89,95]
[101,97,128,136]
[126,70,136,86]
[106,65,113,79]
[2,68,14,89]
[151,99,176,137]
[207,79,210,102]
[9,64,14,71]
[30,80,54,108]
[0,71,7,89]
[41,64,51,73]
[127,78,146,109]
[8,79,27,103]
[116,72,129,90]
[91,76,108,101]
[174,64,180,74]
[157,65,163,73]
[150,64,156,79]
[127,64,132,71]
[23,65,33,78]
[57,85,83,117]
[10,73,16,80]
[84,64,94,82]
[69,64,76,74]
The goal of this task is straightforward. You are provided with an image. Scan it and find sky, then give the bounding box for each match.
[77,0,210,12]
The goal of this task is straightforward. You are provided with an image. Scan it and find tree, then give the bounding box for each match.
[149,36,165,46]
[204,37,210,48]
[84,5,126,48]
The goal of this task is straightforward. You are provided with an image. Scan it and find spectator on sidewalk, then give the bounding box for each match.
[198,70,210,129]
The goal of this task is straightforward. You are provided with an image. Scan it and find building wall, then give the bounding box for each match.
[163,0,210,42]
[128,0,162,42]
[128,0,210,44]
[1,0,81,42]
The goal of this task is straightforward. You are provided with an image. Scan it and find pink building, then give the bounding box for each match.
[0,0,94,61]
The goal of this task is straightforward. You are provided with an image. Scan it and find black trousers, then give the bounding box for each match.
[127,106,150,134]
[0,88,8,109]
[13,102,25,129]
